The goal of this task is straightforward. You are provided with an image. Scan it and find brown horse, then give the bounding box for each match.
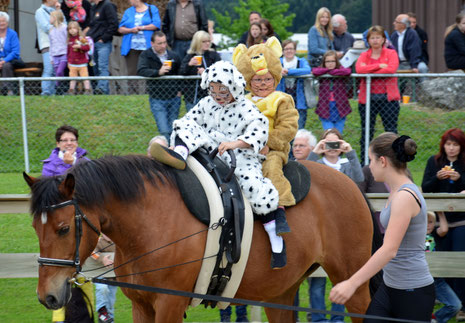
[24,154,375,323]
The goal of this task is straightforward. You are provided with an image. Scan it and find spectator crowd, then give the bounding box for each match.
[2,1,465,322]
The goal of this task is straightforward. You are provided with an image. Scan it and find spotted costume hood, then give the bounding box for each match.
[200,60,246,102]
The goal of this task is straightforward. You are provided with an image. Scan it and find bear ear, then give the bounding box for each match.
[232,44,247,65]
[265,36,282,58]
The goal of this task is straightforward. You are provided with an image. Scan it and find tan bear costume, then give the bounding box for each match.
[233,37,299,207]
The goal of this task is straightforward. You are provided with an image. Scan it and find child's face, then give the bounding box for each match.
[50,15,55,24]
[69,27,79,36]
[427,216,435,234]
[209,82,234,106]
[324,55,337,69]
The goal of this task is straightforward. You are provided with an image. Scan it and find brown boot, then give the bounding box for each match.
[67,88,75,95]
[84,89,93,95]
[149,142,186,170]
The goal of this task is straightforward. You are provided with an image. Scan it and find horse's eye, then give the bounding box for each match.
[57,226,70,236]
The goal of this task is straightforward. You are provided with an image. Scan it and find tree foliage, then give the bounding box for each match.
[206,0,372,36]
[211,0,295,47]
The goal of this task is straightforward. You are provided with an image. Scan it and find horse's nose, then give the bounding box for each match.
[44,294,62,310]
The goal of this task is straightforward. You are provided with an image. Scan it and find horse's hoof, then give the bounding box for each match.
[150,142,186,170]
[271,242,287,269]
[275,208,290,235]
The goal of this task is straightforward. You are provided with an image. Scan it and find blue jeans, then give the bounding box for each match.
[95,283,117,318]
[435,278,462,323]
[93,41,112,94]
[149,96,181,141]
[219,305,248,322]
[172,39,191,61]
[438,225,465,309]
[41,51,55,95]
[319,117,346,134]
[309,277,345,322]
[297,109,307,129]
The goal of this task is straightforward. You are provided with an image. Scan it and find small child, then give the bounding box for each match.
[312,50,352,134]
[49,10,68,87]
[149,61,286,269]
[426,211,462,323]
[67,21,92,95]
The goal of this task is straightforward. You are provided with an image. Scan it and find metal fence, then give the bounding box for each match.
[1,73,465,182]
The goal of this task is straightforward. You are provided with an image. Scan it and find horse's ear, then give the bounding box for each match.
[59,173,76,198]
[23,172,38,188]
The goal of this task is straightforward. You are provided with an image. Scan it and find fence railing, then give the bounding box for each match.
[1,73,465,177]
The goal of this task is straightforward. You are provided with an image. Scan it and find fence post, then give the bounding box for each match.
[19,78,30,173]
[364,75,371,166]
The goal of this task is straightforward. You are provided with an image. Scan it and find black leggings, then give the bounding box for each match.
[364,282,435,322]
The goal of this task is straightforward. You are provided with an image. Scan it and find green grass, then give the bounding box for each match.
[2,94,465,184]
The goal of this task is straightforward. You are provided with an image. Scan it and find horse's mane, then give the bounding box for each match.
[30,155,175,216]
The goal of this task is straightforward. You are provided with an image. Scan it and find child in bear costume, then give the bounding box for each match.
[149,60,288,268]
[232,37,299,240]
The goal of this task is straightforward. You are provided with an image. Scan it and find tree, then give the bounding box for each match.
[212,0,295,48]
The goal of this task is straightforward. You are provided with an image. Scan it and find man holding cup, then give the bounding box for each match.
[138,31,182,141]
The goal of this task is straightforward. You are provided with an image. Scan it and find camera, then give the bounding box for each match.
[325,141,340,150]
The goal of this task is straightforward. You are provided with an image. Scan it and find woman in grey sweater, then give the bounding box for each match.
[307,128,364,183]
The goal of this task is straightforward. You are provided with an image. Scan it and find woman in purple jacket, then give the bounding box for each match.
[42,125,90,177]
[312,50,352,134]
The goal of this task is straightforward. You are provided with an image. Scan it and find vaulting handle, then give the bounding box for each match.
[209,148,236,183]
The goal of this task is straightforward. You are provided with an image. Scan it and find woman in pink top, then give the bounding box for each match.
[356,25,400,160]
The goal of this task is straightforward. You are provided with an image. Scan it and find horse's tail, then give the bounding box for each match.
[362,193,384,297]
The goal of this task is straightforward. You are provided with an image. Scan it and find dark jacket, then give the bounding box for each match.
[137,48,181,99]
[86,0,118,43]
[444,27,465,70]
[422,155,465,223]
[312,66,352,119]
[179,50,221,103]
[414,25,429,65]
[390,27,422,69]
[162,0,208,47]
[61,0,92,29]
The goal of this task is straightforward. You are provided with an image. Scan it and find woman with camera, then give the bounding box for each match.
[305,127,363,322]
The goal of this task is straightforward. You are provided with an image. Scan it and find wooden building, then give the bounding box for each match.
[372,0,465,72]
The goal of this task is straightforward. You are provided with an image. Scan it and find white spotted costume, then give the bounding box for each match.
[170,61,279,215]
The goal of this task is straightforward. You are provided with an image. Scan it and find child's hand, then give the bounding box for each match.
[218,140,249,155]
[281,68,288,76]
[379,63,388,68]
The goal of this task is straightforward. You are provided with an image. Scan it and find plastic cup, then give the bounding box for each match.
[402,95,410,104]
[164,60,172,68]
[194,56,203,66]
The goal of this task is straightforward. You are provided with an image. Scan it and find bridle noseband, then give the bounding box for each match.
[37,199,100,274]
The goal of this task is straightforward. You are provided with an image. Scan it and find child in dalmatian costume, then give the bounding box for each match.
[149,60,287,268]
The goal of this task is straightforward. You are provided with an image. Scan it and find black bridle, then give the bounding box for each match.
[38,199,100,274]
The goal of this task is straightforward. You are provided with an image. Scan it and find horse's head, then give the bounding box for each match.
[24,172,100,310]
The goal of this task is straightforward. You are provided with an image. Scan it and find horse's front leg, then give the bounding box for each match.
[154,295,190,323]
[132,300,155,323]
[263,286,299,323]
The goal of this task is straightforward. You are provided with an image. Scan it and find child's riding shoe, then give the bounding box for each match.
[275,207,290,235]
[149,142,186,170]
[271,241,287,269]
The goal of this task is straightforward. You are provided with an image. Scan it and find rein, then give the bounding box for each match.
[38,199,100,274]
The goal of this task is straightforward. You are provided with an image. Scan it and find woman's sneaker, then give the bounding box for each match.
[98,306,113,323]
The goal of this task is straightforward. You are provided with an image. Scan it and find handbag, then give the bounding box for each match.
[303,77,318,108]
